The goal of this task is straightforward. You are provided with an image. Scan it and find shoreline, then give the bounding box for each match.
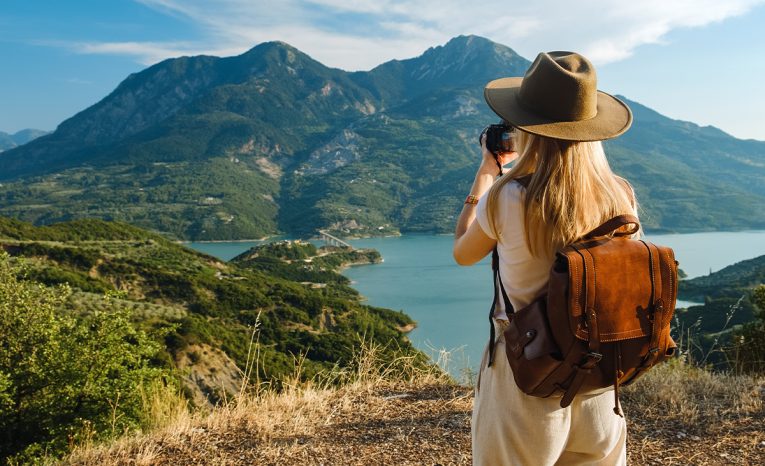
[177,236,276,244]
[184,231,765,374]
[397,323,417,333]
[335,258,383,273]
[177,228,765,244]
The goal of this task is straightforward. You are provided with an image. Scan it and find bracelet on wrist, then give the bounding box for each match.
[464,194,480,205]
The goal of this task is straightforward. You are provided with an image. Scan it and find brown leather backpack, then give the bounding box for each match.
[487,214,678,415]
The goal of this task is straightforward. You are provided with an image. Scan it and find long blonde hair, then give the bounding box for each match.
[486,130,637,257]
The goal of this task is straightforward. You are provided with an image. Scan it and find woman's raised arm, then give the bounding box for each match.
[453,135,516,265]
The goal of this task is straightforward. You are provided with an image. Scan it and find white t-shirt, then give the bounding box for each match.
[475,180,553,320]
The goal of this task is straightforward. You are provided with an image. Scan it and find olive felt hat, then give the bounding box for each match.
[484,51,632,141]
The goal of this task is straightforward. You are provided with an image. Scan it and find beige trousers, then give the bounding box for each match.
[472,320,627,466]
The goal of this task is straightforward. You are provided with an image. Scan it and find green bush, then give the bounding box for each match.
[0,252,171,462]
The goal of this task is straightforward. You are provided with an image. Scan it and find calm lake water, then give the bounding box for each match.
[187,231,765,377]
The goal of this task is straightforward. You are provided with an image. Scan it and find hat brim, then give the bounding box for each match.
[484,77,633,141]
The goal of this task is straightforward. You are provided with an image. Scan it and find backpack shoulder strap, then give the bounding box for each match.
[485,173,530,367]
[486,247,515,367]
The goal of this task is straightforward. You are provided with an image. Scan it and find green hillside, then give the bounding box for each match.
[675,255,765,364]
[1,36,763,239]
[0,217,418,386]
[0,158,281,240]
[680,254,765,302]
[0,217,423,460]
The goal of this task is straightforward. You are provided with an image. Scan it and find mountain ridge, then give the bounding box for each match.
[1,36,763,239]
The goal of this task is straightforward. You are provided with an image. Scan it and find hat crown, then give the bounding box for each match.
[518,52,598,122]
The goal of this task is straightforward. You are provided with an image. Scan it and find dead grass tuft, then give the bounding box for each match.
[624,359,763,423]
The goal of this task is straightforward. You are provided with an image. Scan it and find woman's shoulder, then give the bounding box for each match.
[496,176,526,201]
[485,177,526,215]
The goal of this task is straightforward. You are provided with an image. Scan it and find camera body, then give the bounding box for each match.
[480,123,514,155]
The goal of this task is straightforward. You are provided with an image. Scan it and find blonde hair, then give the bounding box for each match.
[486,130,637,257]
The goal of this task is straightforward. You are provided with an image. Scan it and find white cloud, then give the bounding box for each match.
[74,41,199,65]
[59,0,765,69]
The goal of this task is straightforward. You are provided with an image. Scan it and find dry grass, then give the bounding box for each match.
[63,346,764,466]
[622,360,765,465]
[64,342,463,465]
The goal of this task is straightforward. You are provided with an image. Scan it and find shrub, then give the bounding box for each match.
[0,252,171,462]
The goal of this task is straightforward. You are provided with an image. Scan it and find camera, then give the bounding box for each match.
[480,123,515,155]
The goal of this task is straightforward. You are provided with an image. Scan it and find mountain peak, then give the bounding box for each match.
[245,40,300,55]
[388,35,528,88]
[234,39,328,72]
[443,34,495,48]
[431,35,520,60]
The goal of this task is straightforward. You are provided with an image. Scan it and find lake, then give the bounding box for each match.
[187,230,765,377]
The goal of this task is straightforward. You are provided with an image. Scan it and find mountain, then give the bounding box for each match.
[0,128,49,152]
[0,35,763,239]
[605,99,765,230]
[0,133,13,151]
[0,42,378,176]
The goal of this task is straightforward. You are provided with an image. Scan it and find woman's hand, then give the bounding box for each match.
[478,133,518,177]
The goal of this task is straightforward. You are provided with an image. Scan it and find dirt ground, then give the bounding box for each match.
[66,375,764,466]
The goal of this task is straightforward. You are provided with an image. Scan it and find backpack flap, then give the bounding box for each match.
[560,237,675,343]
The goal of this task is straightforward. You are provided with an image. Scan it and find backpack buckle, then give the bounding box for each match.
[586,351,603,363]
[575,351,603,371]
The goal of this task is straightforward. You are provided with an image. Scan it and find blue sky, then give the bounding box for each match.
[2,0,764,140]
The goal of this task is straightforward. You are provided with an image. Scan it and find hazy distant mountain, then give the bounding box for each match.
[0,129,49,152]
[0,35,763,239]
[0,134,12,151]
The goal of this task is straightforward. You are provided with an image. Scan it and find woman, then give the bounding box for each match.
[453,52,635,465]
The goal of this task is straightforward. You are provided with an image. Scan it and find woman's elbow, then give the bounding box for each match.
[453,246,476,266]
